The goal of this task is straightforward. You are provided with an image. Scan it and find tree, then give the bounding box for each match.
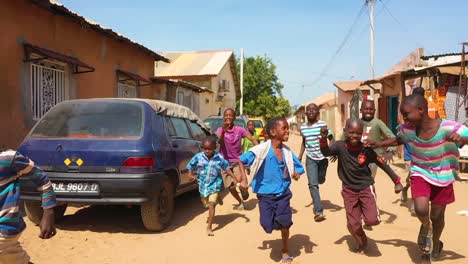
[237,55,291,119]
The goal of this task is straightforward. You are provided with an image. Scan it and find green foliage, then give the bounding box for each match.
[237,55,291,119]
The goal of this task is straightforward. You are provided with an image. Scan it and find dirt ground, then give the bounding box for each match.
[21,134,468,264]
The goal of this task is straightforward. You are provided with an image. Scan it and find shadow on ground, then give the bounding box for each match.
[305,200,344,213]
[55,191,205,234]
[375,238,466,263]
[258,234,317,262]
[335,235,382,257]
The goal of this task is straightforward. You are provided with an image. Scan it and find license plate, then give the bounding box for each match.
[52,182,100,194]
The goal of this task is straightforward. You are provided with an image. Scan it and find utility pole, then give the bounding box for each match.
[369,0,375,99]
[240,48,244,115]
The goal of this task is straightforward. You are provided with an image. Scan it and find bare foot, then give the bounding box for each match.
[206,228,214,236]
[280,252,293,263]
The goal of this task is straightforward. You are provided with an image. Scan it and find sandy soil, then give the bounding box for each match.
[21,134,468,263]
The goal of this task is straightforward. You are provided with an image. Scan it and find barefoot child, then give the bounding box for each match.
[319,119,403,253]
[187,136,238,236]
[366,94,468,260]
[238,117,304,263]
[0,149,57,263]
[217,108,258,209]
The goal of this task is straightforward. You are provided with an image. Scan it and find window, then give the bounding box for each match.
[177,91,184,105]
[170,117,191,138]
[164,116,176,137]
[118,82,137,98]
[188,121,206,141]
[30,101,143,139]
[30,61,68,120]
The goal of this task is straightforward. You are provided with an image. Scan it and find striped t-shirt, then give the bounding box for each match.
[0,150,57,237]
[398,119,468,187]
[300,120,333,160]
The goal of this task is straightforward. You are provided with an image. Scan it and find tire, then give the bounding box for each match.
[140,179,175,231]
[24,201,68,225]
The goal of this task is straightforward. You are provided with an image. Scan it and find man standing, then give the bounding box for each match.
[360,100,396,178]
[299,103,334,222]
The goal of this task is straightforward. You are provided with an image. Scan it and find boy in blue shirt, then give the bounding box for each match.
[238,117,305,264]
[187,136,238,236]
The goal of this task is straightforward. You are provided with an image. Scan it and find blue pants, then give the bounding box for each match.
[306,157,328,215]
[257,189,293,233]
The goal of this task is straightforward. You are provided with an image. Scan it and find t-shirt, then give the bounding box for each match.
[242,131,259,153]
[320,141,400,190]
[361,118,396,156]
[186,152,228,197]
[217,126,248,163]
[398,119,468,187]
[300,120,332,160]
[240,147,304,195]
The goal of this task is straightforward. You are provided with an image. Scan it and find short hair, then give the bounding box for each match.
[265,117,287,138]
[202,136,217,147]
[412,87,425,96]
[402,94,428,109]
[223,108,236,116]
[306,103,318,109]
[345,118,363,129]
[247,120,255,125]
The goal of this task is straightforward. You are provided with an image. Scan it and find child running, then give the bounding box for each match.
[319,119,403,253]
[366,94,468,260]
[242,120,260,153]
[238,117,304,264]
[187,136,238,236]
[217,108,258,209]
[0,149,57,264]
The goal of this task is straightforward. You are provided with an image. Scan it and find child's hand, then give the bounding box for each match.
[320,126,328,138]
[188,174,196,182]
[39,208,56,239]
[292,172,301,181]
[447,132,462,144]
[240,180,248,189]
[364,139,379,148]
[394,182,404,194]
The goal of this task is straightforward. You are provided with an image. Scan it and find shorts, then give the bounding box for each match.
[257,189,293,233]
[222,163,240,189]
[201,192,219,208]
[0,233,30,264]
[410,176,455,205]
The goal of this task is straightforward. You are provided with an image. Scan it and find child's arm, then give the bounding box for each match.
[186,155,200,182]
[245,133,259,146]
[291,153,305,180]
[238,151,256,187]
[298,136,306,161]
[235,162,246,187]
[11,152,57,239]
[319,127,338,157]
[187,170,196,182]
[369,150,403,193]
[365,137,404,149]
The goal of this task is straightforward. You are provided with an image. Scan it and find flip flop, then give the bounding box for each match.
[280,256,293,264]
[431,241,444,261]
[417,224,432,254]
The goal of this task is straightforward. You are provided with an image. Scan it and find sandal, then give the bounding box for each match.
[417,224,432,254]
[280,256,293,263]
[431,241,444,261]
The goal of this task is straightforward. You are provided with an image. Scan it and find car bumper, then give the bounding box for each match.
[20,171,166,205]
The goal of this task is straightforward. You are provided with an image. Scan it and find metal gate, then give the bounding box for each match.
[31,63,67,120]
[349,89,364,119]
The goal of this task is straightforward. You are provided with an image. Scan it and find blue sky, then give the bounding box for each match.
[59,0,468,106]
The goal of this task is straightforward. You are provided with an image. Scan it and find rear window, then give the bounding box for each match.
[253,120,263,128]
[204,118,246,132]
[30,101,144,139]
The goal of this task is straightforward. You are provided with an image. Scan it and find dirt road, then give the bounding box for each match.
[21,134,468,263]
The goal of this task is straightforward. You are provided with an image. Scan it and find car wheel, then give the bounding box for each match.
[140,179,175,231]
[24,201,68,224]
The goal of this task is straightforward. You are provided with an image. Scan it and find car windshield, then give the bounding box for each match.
[30,101,144,139]
[204,118,246,132]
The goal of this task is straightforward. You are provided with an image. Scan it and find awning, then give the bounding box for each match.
[23,43,94,74]
[117,70,151,86]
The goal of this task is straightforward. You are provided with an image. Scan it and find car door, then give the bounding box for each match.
[166,116,198,187]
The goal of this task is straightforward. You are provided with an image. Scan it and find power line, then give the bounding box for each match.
[308,2,368,88]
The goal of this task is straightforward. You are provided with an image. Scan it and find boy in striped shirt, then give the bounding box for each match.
[0,150,57,263]
[366,94,468,260]
[299,103,334,222]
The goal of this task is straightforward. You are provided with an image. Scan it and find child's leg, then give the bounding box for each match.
[207,202,216,236]
[360,185,381,227]
[280,228,293,263]
[342,186,367,251]
[430,204,446,254]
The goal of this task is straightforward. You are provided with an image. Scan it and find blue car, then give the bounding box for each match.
[18,98,211,231]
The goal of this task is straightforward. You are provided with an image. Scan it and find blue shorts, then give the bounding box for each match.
[257,189,293,233]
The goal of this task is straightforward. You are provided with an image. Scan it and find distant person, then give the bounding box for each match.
[0,149,57,263]
[320,119,403,253]
[242,120,259,153]
[217,108,258,210]
[299,103,334,222]
[360,100,396,178]
[366,94,468,260]
[187,136,238,236]
[238,117,305,263]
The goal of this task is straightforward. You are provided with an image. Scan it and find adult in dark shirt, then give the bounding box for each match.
[319,118,403,253]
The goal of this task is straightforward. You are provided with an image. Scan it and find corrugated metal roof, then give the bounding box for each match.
[421,53,462,60]
[154,50,234,77]
[32,0,169,62]
[333,80,375,92]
